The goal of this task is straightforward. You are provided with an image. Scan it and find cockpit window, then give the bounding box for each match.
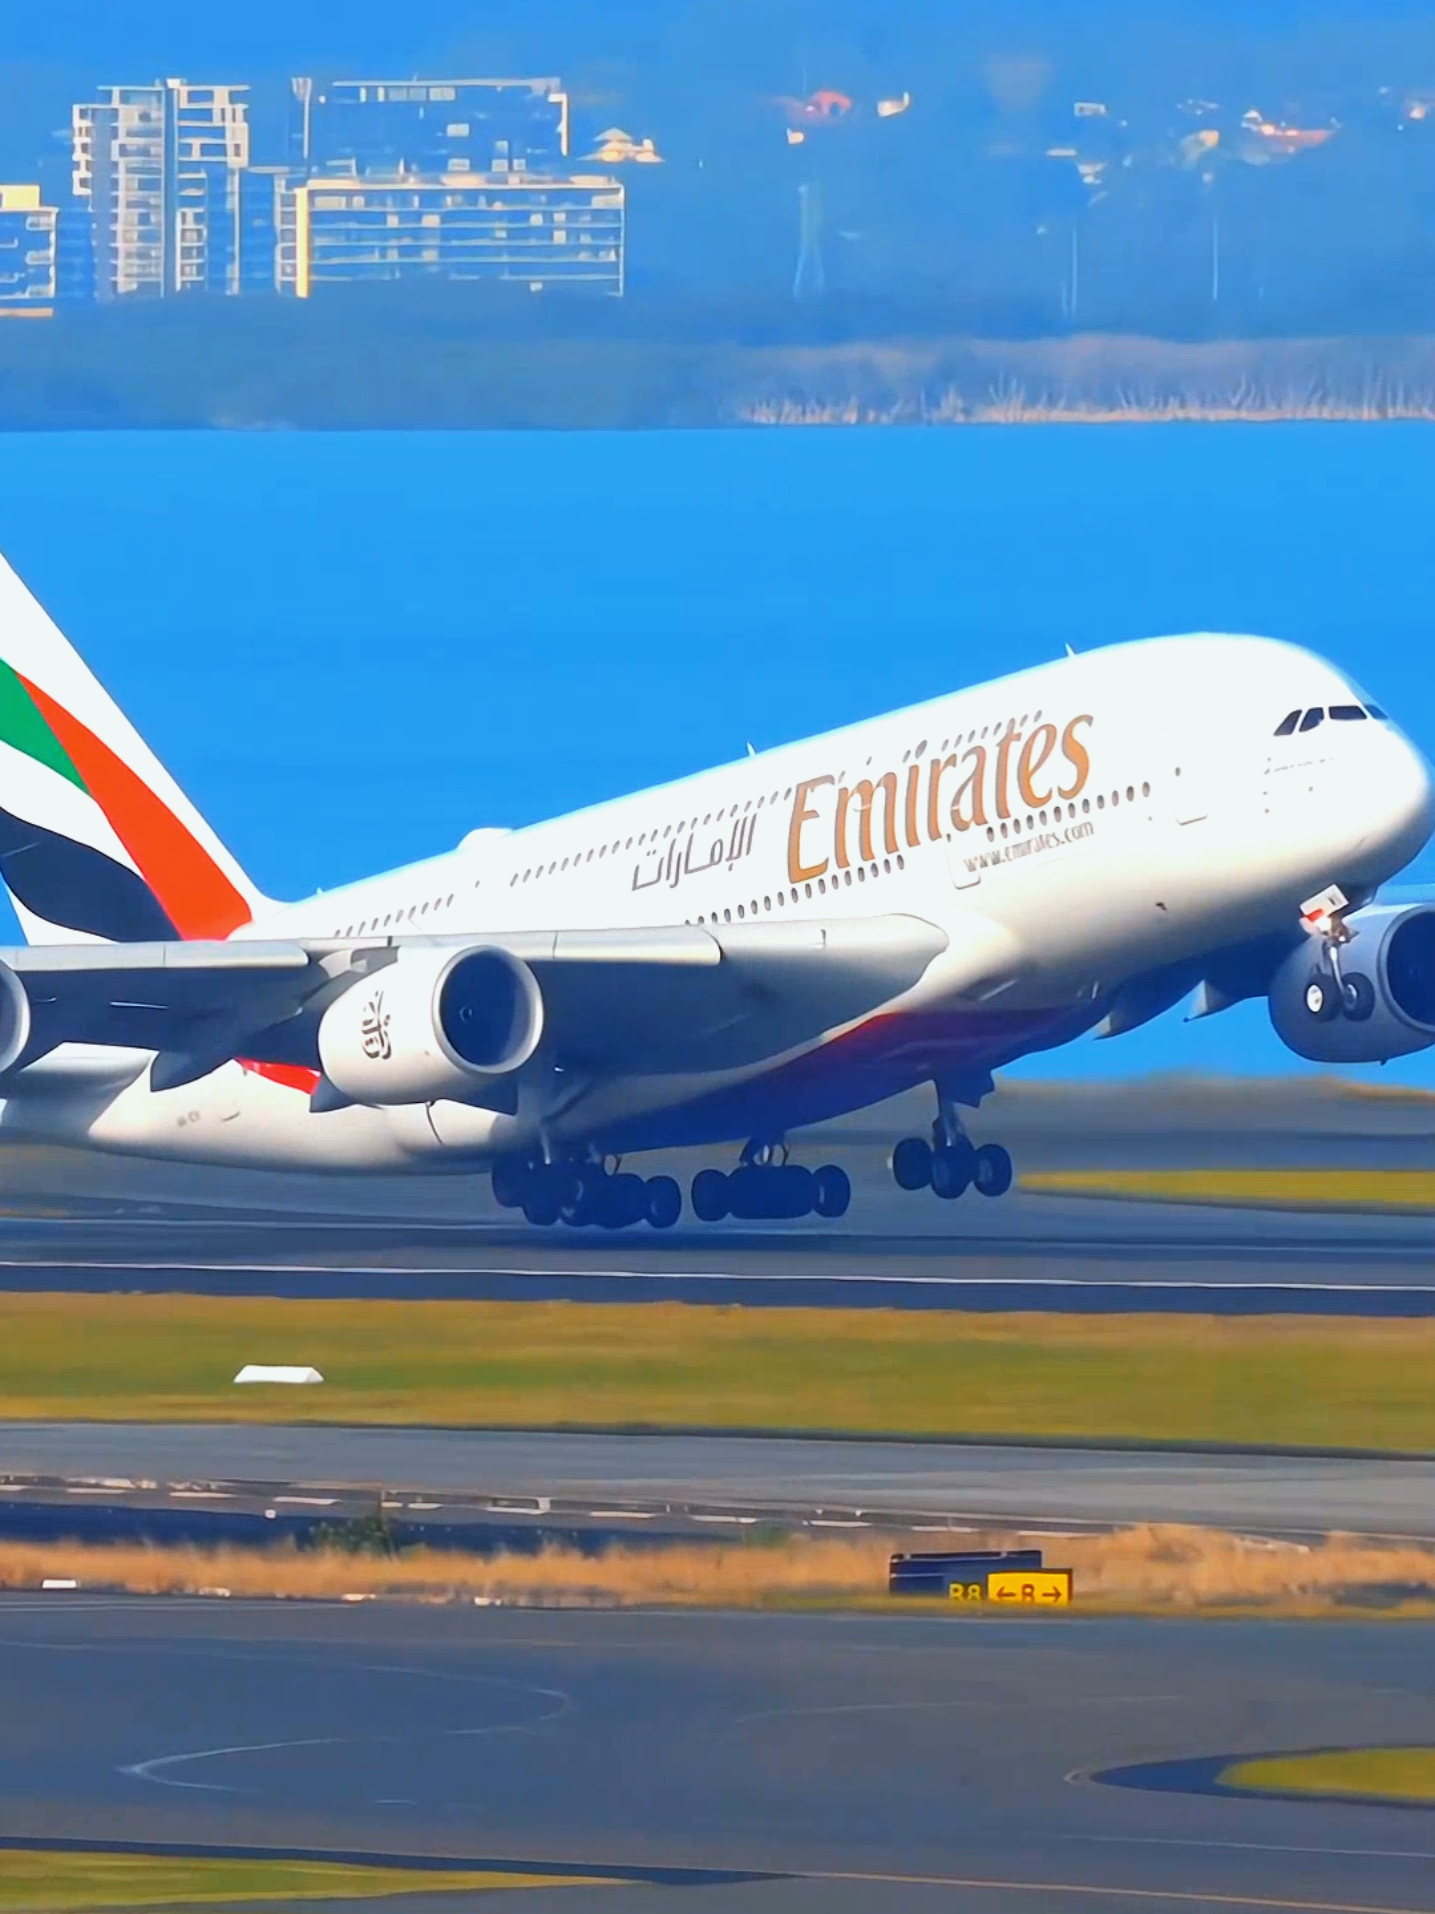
[1329,704,1367,721]
[1366,703,1389,720]
[1298,708,1324,732]
[1273,710,1300,736]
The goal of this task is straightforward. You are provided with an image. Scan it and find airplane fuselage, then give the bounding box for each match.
[6,632,1431,1177]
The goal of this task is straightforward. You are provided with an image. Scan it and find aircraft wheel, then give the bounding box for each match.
[972,1142,1014,1199]
[891,1135,933,1191]
[1341,973,1376,1021]
[930,1144,973,1201]
[522,1170,566,1227]
[691,1168,730,1223]
[491,1158,528,1209]
[646,1175,683,1229]
[813,1164,851,1219]
[1304,972,1339,1021]
[560,1169,605,1228]
[727,1163,810,1220]
[597,1172,649,1229]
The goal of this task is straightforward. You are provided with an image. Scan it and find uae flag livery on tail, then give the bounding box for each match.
[0,557,262,945]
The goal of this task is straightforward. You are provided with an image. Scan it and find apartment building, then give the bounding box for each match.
[72,80,250,298]
[0,186,57,316]
[288,172,624,295]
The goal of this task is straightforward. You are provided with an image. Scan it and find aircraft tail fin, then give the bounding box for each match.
[0,554,266,945]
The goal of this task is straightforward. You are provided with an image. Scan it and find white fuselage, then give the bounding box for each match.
[7,633,1432,1172]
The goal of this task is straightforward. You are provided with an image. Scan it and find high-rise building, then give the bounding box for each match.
[284,172,624,296]
[239,167,301,294]
[72,80,250,298]
[290,77,568,178]
[0,186,57,316]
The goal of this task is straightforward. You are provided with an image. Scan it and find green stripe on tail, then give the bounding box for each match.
[0,660,85,790]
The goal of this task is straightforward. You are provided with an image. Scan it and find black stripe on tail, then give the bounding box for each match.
[0,806,178,942]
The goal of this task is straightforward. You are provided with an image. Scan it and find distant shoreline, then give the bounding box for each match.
[0,318,1430,429]
[734,332,1435,427]
[745,398,1435,424]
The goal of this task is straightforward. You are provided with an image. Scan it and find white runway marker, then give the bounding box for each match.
[233,1365,323,1385]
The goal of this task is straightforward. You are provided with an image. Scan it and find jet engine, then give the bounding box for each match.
[1268,902,1435,1063]
[318,946,544,1105]
[0,961,31,1076]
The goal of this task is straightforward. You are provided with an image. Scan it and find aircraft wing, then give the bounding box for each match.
[0,914,949,1088]
[487,916,949,1073]
[4,939,320,1067]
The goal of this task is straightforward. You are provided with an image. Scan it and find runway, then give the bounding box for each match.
[5,1598,1435,1911]
[0,1073,1431,1314]
[0,1202,1434,1314]
[5,1426,1434,1540]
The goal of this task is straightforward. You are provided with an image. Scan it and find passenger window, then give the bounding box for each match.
[1274,711,1300,736]
[1298,709,1323,732]
[1329,705,1366,721]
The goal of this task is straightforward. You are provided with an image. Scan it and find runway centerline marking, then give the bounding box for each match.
[802,1871,1435,1911]
[2,1257,1433,1291]
[1068,1833,1435,1861]
[733,1694,1186,1727]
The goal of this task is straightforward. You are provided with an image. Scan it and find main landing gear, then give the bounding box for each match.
[890,1084,1014,1203]
[691,1141,851,1224]
[493,1142,852,1230]
[493,1157,682,1231]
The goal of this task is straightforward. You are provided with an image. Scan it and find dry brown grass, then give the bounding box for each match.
[1064,1525,1435,1611]
[734,338,1435,427]
[744,391,1435,425]
[4,1525,1435,1615]
[0,1534,890,1605]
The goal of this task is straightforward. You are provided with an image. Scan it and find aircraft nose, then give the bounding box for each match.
[1378,728,1435,869]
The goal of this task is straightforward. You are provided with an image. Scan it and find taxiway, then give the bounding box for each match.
[3,1425,1433,1542]
[4,1599,1435,1912]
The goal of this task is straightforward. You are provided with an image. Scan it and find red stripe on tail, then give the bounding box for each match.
[22,678,251,941]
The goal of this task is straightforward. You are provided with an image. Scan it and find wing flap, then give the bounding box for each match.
[522,915,948,1072]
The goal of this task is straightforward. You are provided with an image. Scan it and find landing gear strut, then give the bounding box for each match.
[690,1139,851,1224]
[492,1155,682,1231]
[1299,885,1375,1025]
[891,1081,1014,1202]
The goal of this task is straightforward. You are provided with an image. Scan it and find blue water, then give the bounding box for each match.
[0,424,1431,1085]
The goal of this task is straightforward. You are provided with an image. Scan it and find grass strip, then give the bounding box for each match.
[0,1295,1432,1450]
[1222,1747,1435,1803]
[0,1851,586,1908]
[1022,1168,1435,1212]
[0,1524,1433,1615]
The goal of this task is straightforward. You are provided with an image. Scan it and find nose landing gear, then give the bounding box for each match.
[1299,884,1376,1025]
[891,1081,1014,1203]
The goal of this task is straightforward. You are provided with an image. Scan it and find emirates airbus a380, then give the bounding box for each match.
[0,553,1428,1230]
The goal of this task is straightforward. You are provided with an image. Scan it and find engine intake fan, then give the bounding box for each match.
[318,946,543,1106]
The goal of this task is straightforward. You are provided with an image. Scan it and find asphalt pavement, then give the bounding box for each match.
[0,1196,1433,1314]
[4,1599,1435,1911]
[4,1425,1434,1539]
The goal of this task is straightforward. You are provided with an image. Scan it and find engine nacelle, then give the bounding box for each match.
[0,961,30,1076]
[1269,902,1435,1063]
[318,946,543,1106]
